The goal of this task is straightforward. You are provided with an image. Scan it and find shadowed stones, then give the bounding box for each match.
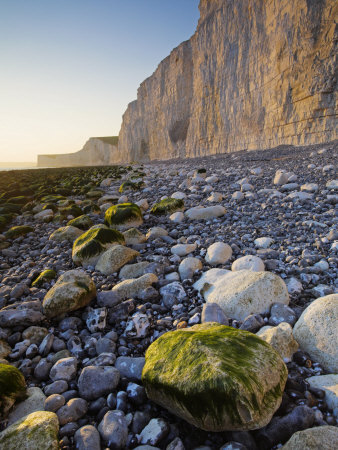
[142,323,287,432]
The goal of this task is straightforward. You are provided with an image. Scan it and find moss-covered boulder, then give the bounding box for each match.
[104,203,143,230]
[0,203,22,214]
[67,214,93,230]
[82,202,101,215]
[40,194,66,203]
[119,180,145,193]
[142,323,287,432]
[49,225,83,243]
[6,196,29,205]
[0,214,14,232]
[55,204,83,221]
[5,225,34,239]
[150,198,184,215]
[0,411,59,450]
[72,226,125,267]
[42,269,96,318]
[0,364,26,417]
[31,269,57,288]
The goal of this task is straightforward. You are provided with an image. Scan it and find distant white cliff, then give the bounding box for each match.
[37,137,124,167]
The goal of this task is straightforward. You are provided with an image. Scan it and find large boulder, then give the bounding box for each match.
[0,364,26,418]
[195,270,289,321]
[104,203,143,230]
[281,426,338,450]
[72,226,125,267]
[0,411,59,450]
[95,245,139,275]
[142,323,287,431]
[293,294,338,373]
[42,270,96,318]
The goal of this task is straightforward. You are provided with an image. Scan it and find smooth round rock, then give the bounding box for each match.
[293,294,338,373]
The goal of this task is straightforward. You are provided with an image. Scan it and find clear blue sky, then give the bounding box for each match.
[0,0,199,162]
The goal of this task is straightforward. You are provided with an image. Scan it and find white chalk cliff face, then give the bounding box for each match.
[37,137,123,167]
[118,0,337,162]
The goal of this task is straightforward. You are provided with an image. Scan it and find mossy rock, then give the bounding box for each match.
[72,226,125,267]
[142,323,287,432]
[40,194,66,204]
[0,410,59,450]
[104,203,143,230]
[58,204,83,218]
[42,269,96,318]
[42,203,58,212]
[119,180,145,193]
[150,198,184,215]
[0,203,22,214]
[0,364,26,417]
[6,196,29,205]
[86,189,103,199]
[32,269,57,288]
[5,225,34,239]
[67,214,93,230]
[0,215,8,232]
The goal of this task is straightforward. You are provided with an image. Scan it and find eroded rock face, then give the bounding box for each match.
[118,0,337,162]
[142,323,287,431]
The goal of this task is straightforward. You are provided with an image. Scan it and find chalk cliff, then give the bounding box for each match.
[37,137,121,167]
[118,0,337,161]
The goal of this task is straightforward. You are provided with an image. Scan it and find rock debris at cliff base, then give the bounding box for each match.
[0,141,337,449]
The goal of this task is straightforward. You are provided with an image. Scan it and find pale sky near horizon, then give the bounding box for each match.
[0,0,199,163]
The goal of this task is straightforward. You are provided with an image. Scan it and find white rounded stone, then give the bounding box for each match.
[232,255,265,272]
[293,294,338,373]
[205,242,232,265]
[197,270,289,321]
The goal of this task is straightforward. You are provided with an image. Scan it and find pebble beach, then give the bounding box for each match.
[0,141,337,449]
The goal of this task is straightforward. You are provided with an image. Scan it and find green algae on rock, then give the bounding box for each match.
[67,214,93,230]
[119,180,145,193]
[5,225,34,239]
[0,410,59,450]
[31,269,57,288]
[142,323,287,432]
[104,203,143,230]
[42,269,96,318]
[72,226,125,267]
[150,198,184,215]
[0,364,26,417]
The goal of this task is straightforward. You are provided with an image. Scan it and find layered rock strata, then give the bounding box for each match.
[118,0,337,161]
